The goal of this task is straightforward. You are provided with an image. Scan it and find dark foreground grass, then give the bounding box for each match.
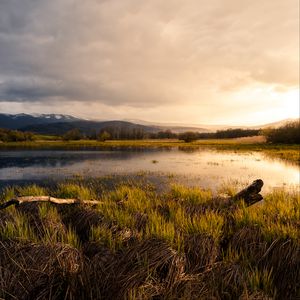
[0,181,299,299]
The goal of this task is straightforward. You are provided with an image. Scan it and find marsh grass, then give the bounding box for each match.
[234,189,300,241]
[0,184,46,202]
[170,184,212,205]
[0,208,38,242]
[0,181,299,299]
[56,182,96,200]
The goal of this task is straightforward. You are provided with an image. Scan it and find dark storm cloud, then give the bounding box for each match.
[0,0,298,123]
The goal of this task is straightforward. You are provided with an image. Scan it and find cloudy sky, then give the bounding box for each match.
[0,0,299,125]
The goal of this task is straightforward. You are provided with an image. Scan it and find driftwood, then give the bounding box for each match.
[0,179,264,211]
[0,196,101,210]
[231,179,264,206]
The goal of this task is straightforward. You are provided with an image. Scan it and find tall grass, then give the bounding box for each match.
[234,189,300,241]
[56,182,96,200]
[170,184,212,205]
[0,209,38,242]
[0,180,299,299]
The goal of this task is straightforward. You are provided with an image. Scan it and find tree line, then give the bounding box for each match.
[0,128,35,142]
[1,121,298,144]
[62,127,260,142]
[62,122,299,144]
[62,127,144,141]
[262,121,300,144]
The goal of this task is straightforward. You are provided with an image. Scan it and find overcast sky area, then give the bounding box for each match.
[0,0,299,125]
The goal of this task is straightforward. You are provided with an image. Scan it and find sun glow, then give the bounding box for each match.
[279,88,300,118]
[263,88,300,123]
[226,85,299,125]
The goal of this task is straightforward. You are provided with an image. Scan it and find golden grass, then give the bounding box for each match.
[0,181,299,299]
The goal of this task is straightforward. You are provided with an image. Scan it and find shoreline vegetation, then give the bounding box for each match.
[0,179,299,299]
[1,121,299,164]
[0,137,299,164]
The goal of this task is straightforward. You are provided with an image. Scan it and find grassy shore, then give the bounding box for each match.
[0,179,299,299]
[0,137,299,164]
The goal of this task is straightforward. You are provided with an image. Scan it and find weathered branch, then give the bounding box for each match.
[0,196,101,210]
[231,179,264,206]
[0,179,264,211]
[0,199,20,210]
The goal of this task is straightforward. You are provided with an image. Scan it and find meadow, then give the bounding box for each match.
[0,178,299,299]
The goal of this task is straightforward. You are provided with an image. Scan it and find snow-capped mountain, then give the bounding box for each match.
[0,113,297,134]
[0,113,81,130]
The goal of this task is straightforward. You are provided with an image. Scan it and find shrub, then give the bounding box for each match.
[62,128,82,141]
[97,131,111,142]
[262,121,300,144]
[178,131,198,142]
[0,128,35,142]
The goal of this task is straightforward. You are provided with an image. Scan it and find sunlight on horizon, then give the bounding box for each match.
[219,86,299,126]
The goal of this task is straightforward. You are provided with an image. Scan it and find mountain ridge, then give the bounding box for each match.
[124,118,298,131]
[0,113,80,130]
[0,113,298,135]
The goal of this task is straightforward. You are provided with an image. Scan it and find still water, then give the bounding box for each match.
[0,149,299,191]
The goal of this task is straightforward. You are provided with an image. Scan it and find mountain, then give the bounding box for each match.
[0,114,159,135]
[125,118,299,132]
[123,119,210,133]
[21,120,158,135]
[252,118,299,129]
[0,113,80,130]
[0,114,211,134]
[0,113,298,136]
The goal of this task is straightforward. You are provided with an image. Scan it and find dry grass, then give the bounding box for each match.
[0,181,299,299]
[234,135,266,143]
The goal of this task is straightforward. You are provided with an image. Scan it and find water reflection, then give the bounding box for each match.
[0,150,156,168]
[0,149,299,191]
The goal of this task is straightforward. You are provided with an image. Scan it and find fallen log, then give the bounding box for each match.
[0,196,101,210]
[0,179,264,211]
[231,179,264,206]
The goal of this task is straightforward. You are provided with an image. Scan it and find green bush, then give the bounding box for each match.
[97,131,111,142]
[0,128,35,142]
[178,131,198,142]
[62,128,82,141]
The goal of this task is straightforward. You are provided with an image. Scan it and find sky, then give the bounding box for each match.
[0,0,299,125]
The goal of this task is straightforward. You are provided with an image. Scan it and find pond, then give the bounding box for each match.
[0,149,299,192]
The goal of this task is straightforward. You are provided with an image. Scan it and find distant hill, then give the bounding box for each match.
[252,118,299,129]
[0,113,298,136]
[0,113,80,130]
[123,119,210,133]
[21,120,158,136]
[156,126,210,133]
[0,114,211,135]
[125,118,299,132]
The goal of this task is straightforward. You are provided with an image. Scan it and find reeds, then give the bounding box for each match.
[0,181,299,299]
